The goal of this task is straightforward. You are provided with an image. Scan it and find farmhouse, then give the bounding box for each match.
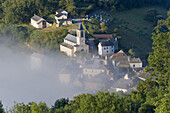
[129,58,142,68]
[55,9,72,27]
[80,59,109,78]
[110,50,130,68]
[60,24,89,57]
[56,18,73,27]
[98,37,118,57]
[110,50,143,69]
[31,14,52,28]
[55,9,68,20]
[93,34,113,41]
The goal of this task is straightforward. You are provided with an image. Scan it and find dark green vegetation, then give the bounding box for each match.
[0,0,169,61]
[108,7,168,65]
[1,10,169,113]
[0,0,169,24]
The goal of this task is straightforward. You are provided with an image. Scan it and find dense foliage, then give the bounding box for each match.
[0,0,169,24]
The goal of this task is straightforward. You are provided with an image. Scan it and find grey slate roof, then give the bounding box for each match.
[77,24,84,30]
[31,52,44,58]
[130,58,142,63]
[82,59,107,70]
[60,42,73,49]
[64,34,77,43]
[56,9,64,13]
[31,14,43,22]
[56,13,64,17]
[100,38,115,46]
[114,78,131,89]
[58,18,72,22]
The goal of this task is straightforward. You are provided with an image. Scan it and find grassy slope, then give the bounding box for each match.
[108,6,167,65]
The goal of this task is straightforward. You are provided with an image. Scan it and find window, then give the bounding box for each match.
[81,31,84,37]
[81,49,84,51]
[107,51,108,53]
[133,64,135,67]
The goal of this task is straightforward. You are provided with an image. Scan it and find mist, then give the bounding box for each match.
[0,41,86,108]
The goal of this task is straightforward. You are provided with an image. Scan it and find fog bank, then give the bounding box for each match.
[0,44,85,108]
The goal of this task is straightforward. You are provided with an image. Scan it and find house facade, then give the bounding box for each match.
[31,14,52,28]
[55,9,72,27]
[129,58,142,68]
[31,52,44,70]
[60,24,89,57]
[56,19,72,27]
[98,37,118,57]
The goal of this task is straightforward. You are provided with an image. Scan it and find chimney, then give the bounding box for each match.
[105,56,108,65]
[107,70,110,75]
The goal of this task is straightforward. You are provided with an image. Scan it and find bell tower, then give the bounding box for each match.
[77,24,85,45]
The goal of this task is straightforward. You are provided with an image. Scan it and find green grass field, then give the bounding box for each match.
[107,6,168,65]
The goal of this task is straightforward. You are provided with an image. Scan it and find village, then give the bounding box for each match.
[30,9,149,93]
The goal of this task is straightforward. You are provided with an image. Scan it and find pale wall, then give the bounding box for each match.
[98,43,114,56]
[60,45,74,56]
[130,63,142,68]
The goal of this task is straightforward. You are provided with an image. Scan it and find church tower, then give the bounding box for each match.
[77,24,85,45]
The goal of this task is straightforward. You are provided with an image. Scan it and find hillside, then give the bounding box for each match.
[108,6,168,65]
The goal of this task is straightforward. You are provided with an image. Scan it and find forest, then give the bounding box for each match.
[0,0,169,24]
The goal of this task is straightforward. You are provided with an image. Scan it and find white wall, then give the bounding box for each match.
[83,68,105,77]
[31,19,39,28]
[31,57,42,70]
[98,43,114,56]
[55,15,67,21]
[60,45,74,56]
[116,88,127,93]
[130,63,142,68]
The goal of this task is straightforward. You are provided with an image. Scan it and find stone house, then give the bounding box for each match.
[31,14,52,28]
[110,50,130,68]
[93,34,113,42]
[55,9,72,27]
[56,18,73,27]
[30,52,44,70]
[97,35,118,57]
[60,24,89,57]
[129,58,142,68]
[55,9,68,20]
[110,50,143,69]
[80,59,109,78]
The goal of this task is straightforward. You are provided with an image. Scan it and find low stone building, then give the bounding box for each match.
[60,24,89,57]
[55,9,68,20]
[80,59,109,78]
[130,58,142,68]
[31,14,52,28]
[110,50,143,69]
[30,52,44,70]
[56,18,72,27]
[110,50,130,68]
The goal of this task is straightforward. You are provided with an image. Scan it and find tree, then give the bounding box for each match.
[0,101,4,113]
[128,49,135,56]
[147,10,170,86]
[51,98,69,113]
[100,22,108,33]
[138,103,156,113]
